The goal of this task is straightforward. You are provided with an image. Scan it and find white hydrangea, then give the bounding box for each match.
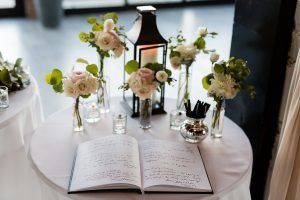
[208,73,238,99]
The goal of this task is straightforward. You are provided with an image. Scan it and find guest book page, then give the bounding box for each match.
[140,139,212,192]
[69,135,142,192]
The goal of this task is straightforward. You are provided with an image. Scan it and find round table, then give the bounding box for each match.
[29,98,252,200]
[0,77,43,157]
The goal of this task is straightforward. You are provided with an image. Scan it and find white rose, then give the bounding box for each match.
[113,44,124,58]
[155,70,168,82]
[104,19,115,32]
[63,78,79,98]
[198,27,208,37]
[94,31,117,51]
[170,56,181,70]
[175,44,198,60]
[210,52,220,63]
[75,78,90,96]
[136,84,154,100]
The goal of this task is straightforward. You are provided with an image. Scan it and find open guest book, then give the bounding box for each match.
[68,135,212,194]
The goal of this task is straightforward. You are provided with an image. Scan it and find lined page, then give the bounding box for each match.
[69,135,141,192]
[140,139,211,192]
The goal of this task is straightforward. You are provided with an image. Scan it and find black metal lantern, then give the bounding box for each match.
[122,6,168,117]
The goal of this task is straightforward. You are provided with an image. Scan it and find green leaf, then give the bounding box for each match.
[125,60,139,74]
[81,94,91,99]
[49,69,63,85]
[214,64,225,73]
[165,68,172,77]
[210,32,218,36]
[193,37,206,50]
[101,12,118,23]
[202,73,213,90]
[170,51,180,58]
[92,23,103,31]
[45,73,52,84]
[0,68,12,86]
[87,17,97,24]
[79,32,90,42]
[76,58,89,65]
[52,82,63,93]
[14,58,22,69]
[86,64,98,77]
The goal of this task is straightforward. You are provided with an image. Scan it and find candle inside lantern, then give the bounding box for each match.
[140,45,158,67]
[88,103,99,118]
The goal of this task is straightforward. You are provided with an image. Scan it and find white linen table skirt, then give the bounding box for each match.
[29,98,252,200]
[0,77,43,157]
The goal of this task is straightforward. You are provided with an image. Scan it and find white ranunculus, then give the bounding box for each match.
[208,73,238,99]
[170,56,181,70]
[104,19,115,32]
[156,70,168,82]
[175,44,198,60]
[63,79,79,98]
[210,52,220,63]
[113,44,124,58]
[94,31,117,51]
[198,27,208,37]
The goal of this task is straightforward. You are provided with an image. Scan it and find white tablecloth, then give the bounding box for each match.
[0,77,43,157]
[30,98,252,200]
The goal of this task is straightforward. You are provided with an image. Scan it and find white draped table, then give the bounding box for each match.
[0,77,43,157]
[29,98,252,200]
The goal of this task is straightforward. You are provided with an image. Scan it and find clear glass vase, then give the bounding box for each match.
[83,93,101,123]
[177,68,192,110]
[97,76,110,114]
[140,98,152,129]
[211,100,225,138]
[73,97,84,132]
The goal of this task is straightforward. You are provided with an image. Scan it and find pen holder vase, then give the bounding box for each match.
[180,117,208,143]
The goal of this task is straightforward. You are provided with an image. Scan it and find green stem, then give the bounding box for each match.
[74,97,82,128]
[212,99,223,128]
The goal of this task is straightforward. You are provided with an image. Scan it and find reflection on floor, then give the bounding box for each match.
[0,4,234,200]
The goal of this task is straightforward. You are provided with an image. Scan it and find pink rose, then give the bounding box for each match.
[137,68,154,83]
[70,71,87,83]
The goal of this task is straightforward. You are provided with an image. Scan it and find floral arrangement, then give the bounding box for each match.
[202,57,256,132]
[0,52,30,92]
[169,28,217,71]
[121,60,174,100]
[78,12,126,107]
[168,28,217,109]
[79,12,126,76]
[45,61,99,131]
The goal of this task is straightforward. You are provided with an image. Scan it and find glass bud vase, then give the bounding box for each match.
[177,70,192,110]
[180,117,208,143]
[140,98,152,129]
[211,100,225,138]
[83,93,101,123]
[73,97,84,132]
[97,76,110,114]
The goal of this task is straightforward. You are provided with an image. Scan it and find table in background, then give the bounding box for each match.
[30,98,252,200]
[0,77,43,157]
